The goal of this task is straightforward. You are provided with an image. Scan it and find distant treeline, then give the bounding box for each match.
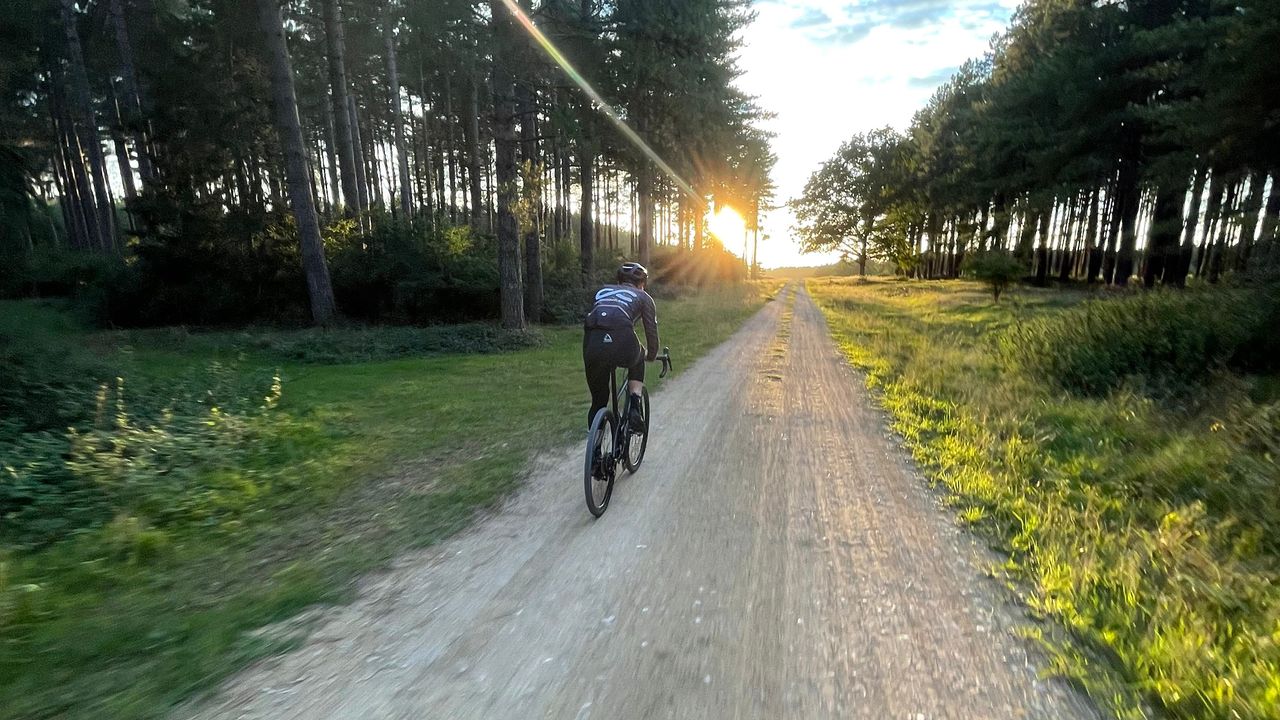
[794,0,1278,287]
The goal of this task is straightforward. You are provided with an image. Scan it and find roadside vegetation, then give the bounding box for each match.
[809,277,1280,719]
[0,280,778,720]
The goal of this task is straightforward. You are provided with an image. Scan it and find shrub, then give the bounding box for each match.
[541,265,593,324]
[652,241,747,287]
[962,250,1025,301]
[1,364,296,548]
[1004,285,1280,396]
[0,303,109,435]
[230,323,543,364]
[327,219,501,324]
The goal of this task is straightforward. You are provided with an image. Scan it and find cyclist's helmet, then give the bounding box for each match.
[617,261,649,285]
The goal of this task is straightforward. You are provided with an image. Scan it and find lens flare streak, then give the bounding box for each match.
[498,0,703,207]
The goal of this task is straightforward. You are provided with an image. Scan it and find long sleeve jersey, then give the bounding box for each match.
[584,283,660,360]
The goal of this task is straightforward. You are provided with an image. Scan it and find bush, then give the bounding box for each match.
[962,250,1025,301]
[1,362,295,548]
[0,302,109,435]
[1005,285,1280,396]
[327,220,501,324]
[225,323,543,364]
[541,265,593,324]
[652,241,747,287]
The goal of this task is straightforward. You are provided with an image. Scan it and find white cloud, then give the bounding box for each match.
[736,0,1018,267]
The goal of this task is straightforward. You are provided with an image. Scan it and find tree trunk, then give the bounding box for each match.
[60,0,116,252]
[258,0,336,325]
[1235,170,1266,271]
[1144,183,1182,288]
[323,106,341,216]
[1014,200,1035,262]
[1034,205,1051,286]
[108,83,138,203]
[107,0,153,186]
[1173,166,1207,285]
[1208,181,1238,283]
[1114,162,1140,286]
[1257,170,1280,265]
[322,0,361,215]
[1081,186,1100,282]
[579,142,594,284]
[47,107,78,249]
[694,198,705,250]
[1057,199,1077,282]
[490,0,524,328]
[381,5,413,219]
[1196,171,1225,277]
[990,193,1009,251]
[637,167,652,265]
[348,95,369,214]
[465,76,484,230]
[1101,181,1121,283]
[445,76,459,222]
[518,81,542,322]
[753,227,760,276]
[51,90,94,251]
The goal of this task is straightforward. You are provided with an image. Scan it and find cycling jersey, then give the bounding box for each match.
[584,284,659,360]
[582,282,659,427]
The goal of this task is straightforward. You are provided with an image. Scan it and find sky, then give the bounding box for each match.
[734,0,1021,268]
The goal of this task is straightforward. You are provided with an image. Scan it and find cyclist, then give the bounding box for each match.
[583,262,660,437]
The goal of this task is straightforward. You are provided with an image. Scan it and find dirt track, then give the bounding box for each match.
[184,285,1099,720]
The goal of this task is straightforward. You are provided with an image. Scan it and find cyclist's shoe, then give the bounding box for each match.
[591,448,607,479]
[627,394,646,434]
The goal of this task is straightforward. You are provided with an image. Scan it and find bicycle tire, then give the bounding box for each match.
[623,387,650,473]
[584,408,616,517]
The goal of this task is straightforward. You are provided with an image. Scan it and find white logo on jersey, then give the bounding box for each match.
[595,288,638,302]
[603,333,613,343]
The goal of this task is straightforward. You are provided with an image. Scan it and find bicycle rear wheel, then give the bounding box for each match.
[623,387,650,473]
[584,408,616,517]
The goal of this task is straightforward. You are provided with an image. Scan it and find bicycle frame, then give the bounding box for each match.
[607,347,671,456]
[584,346,671,517]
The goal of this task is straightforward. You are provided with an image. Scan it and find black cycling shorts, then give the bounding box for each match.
[583,328,644,425]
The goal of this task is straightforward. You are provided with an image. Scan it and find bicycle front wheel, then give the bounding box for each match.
[584,408,616,517]
[623,387,650,473]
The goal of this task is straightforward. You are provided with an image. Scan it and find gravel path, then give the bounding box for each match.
[184,284,1100,720]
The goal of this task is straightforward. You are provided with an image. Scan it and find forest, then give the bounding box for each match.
[0,1,776,717]
[4,0,1280,716]
[792,0,1279,287]
[0,0,776,328]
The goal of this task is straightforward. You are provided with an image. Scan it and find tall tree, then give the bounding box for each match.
[58,0,115,251]
[381,0,412,218]
[489,0,523,329]
[107,0,153,186]
[322,0,361,214]
[257,0,336,324]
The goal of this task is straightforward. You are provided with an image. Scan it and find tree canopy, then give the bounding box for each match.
[0,0,775,325]
[794,0,1279,287]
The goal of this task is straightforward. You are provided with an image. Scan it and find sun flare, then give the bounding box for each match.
[708,206,747,241]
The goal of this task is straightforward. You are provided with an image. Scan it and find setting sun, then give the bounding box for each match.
[708,206,747,242]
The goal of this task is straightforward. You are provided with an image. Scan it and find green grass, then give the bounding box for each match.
[807,277,1280,720]
[0,280,781,720]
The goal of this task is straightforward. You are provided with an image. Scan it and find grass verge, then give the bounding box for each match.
[807,277,1280,720]
[0,280,781,720]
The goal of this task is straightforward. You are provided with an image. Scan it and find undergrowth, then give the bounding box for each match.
[808,277,1280,720]
[0,281,776,719]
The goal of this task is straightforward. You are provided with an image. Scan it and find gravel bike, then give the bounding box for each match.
[583,347,672,517]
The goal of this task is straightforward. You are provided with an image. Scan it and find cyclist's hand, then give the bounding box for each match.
[647,352,658,362]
